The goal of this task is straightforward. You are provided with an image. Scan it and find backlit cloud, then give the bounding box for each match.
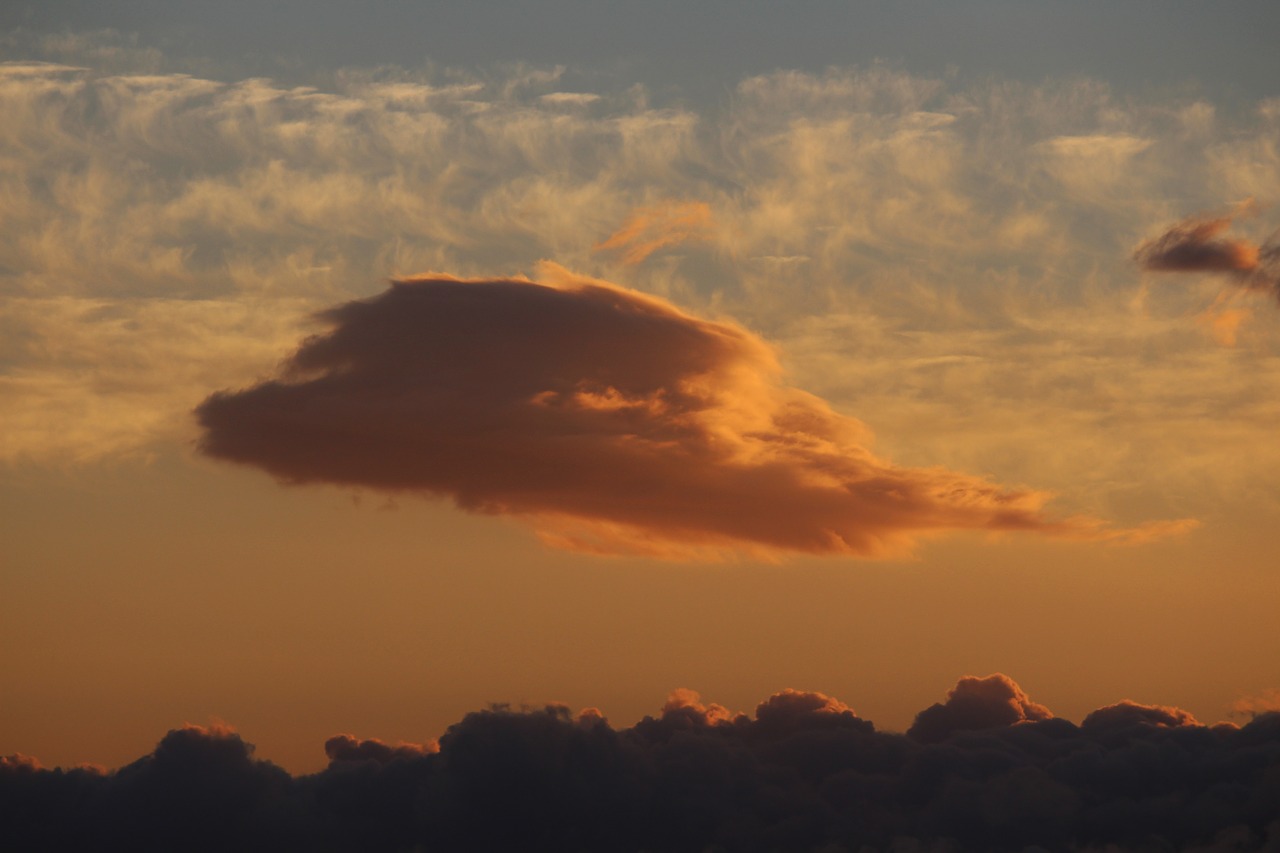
[195,267,1185,558]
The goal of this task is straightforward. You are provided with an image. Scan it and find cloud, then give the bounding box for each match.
[6,679,1280,852]
[195,267,1181,558]
[593,200,716,265]
[1136,206,1280,299]
[1080,699,1201,731]
[323,735,437,764]
[657,688,741,727]
[1231,689,1280,720]
[907,673,1054,743]
[4,57,1280,519]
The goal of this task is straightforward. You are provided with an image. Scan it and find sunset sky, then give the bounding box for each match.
[3,0,1280,780]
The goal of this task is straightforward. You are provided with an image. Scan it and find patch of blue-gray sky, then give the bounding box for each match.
[3,0,1278,107]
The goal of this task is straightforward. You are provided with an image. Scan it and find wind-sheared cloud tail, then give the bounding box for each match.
[195,268,1189,558]
[4,675,1279,852]
[593,200,716,265]
[1136,204,1280,300]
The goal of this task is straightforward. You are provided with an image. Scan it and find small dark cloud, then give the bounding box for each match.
[196,267,1189,559]
[1136,206,1280,300]
[323,734,437,765]
[6,680,1280,852]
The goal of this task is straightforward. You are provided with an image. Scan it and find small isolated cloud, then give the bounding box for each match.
[1136,204,1280,299]
[196,268,1184,559]
[907,673,1054,743]
[594,201,716,265]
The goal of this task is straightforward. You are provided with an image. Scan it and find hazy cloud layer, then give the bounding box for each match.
[195,270,1190,558]
[3,53,1280,531]
[5,676,1279,852]
[594,201,716,265]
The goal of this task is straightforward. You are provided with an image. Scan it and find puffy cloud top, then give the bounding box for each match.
[908,673,1055,743]
[5,677,1280,852]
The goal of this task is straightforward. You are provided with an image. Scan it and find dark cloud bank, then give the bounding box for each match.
[196,269,1190,558]
[5,675,1280,852]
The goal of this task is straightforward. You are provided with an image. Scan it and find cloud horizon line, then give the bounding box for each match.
[6,674,1278,852]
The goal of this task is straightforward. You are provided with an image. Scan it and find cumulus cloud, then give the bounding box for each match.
[5,679,1279,852]
[323,734,437,764]
[1080,699,1201,731]
[1136,205,1280,299]
[907,673,1054,743]
[194,268,1185,558]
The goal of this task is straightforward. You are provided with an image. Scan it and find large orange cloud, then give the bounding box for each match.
[195,266,1182,558]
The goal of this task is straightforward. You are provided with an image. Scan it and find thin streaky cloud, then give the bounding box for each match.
[593,201,715,265]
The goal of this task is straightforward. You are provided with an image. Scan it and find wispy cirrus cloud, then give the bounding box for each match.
[3,56,1280,526]
[593,200,715,265]
[1230,688,1280,720]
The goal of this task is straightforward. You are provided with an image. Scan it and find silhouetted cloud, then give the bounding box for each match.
[196,268,1188,559]
[5,677,1280,852]
[1136,207,1280,299]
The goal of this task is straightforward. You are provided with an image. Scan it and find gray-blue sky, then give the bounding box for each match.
[5,0,1279,105]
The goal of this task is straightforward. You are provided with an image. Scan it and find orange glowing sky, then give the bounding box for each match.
[2,1,1279,776]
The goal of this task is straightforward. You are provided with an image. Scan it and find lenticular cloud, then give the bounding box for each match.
[196,265,1187,558]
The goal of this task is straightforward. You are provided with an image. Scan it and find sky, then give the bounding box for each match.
[2,0,1280,803]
